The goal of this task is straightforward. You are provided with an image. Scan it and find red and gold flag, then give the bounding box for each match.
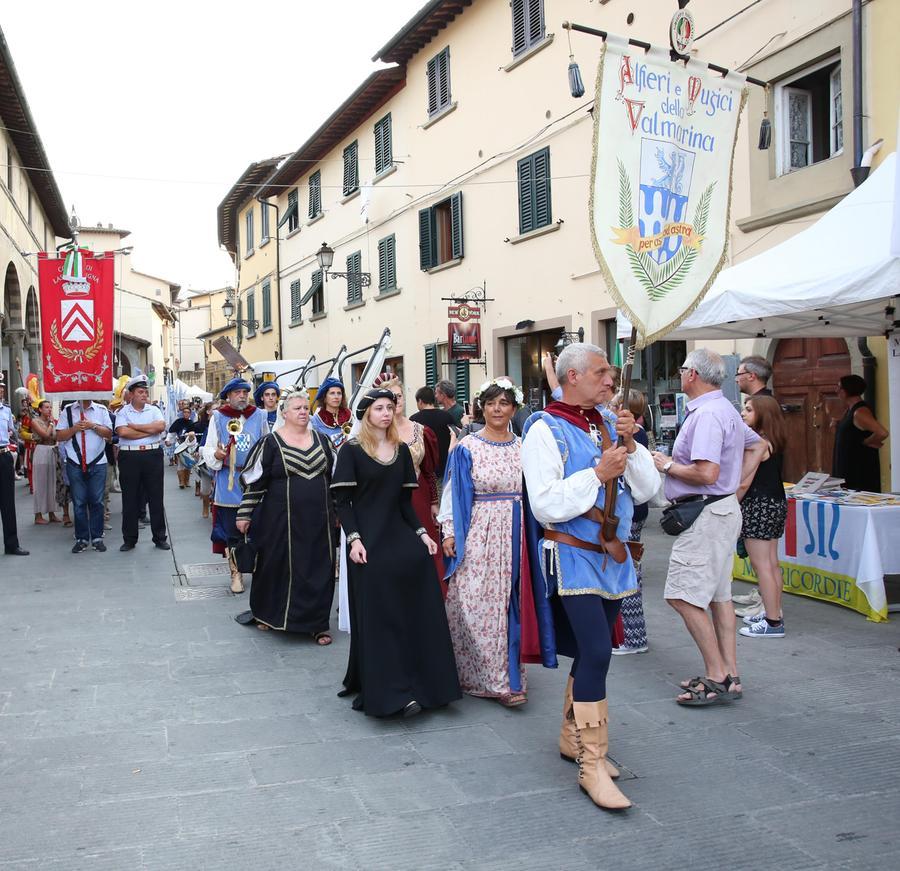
[37,248,115,399]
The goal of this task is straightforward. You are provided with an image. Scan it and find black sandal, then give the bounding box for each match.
[676,677,731,706]
[723,674,742,700]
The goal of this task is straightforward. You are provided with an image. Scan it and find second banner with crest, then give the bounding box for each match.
[590,36,747,346]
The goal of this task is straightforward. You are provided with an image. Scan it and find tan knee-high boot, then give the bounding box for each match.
[571,700,631,811]
[201,496,210,519]
[559,677,619,778]
[226,548,244,593]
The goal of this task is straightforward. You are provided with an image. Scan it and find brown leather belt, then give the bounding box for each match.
[543,528,644,563]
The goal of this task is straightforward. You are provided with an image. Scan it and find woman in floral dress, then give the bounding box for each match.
[439,378,537,707]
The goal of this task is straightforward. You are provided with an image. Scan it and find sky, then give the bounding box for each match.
[2,0,426,292]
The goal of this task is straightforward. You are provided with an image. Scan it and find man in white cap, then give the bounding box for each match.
[115,376,169,551]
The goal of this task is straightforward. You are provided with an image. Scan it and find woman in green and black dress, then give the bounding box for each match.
[235,390,335,643]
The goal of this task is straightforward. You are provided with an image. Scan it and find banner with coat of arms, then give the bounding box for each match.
[590,36,747,346]
[37,248,115,399]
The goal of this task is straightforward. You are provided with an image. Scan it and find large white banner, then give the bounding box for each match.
[590,37,747,346]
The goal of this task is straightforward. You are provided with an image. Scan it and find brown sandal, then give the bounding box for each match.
[498,692,527,707]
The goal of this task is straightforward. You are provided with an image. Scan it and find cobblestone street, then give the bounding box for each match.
[2,475,898,870]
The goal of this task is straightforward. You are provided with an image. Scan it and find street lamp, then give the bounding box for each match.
[554,326,585,354]
[315,241,371,286]
[221,295,258,331]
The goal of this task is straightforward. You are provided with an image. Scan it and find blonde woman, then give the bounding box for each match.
[234,390,336,641]
[373,374,443,593]
[332,388,460,718]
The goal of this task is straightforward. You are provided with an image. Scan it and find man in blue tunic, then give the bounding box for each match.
[201,378,267,592]
[522,343,658,812]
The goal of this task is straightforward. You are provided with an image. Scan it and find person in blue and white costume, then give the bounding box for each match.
[201,377,267,593]
[521,342,657,813]
[254,381,281,434]
[310,377,352,451]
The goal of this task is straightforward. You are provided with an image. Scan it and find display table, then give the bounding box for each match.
[733,493,900,622]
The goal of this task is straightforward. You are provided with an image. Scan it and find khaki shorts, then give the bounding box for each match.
[664,494,742,609]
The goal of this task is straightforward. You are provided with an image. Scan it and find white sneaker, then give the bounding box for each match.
[611,644,649,656]
[734,601,764,619]
[732,588,762,606]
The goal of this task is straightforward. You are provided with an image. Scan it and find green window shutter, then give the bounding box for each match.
[247,292,256,335]
[375,114,392,175]
[262,280,271,328]
[308,170,321,218]
[311,269,324,315]
[454,358,470,402]
[439,48,451,111]
[425,344,438,388]
[527,0,544,46]
[426,55,439,115]
[260,203,270,240]
[346,251,362,303]
[280,189,299,231]
[236,299,243,345]
[450,191,464,259]
[517,153,535,234]
[378,234,396,292]
[534,147,551,229]
[418,207,434,270]
[290,279,301,322]
[512,0,527,55]
[343,142,359,196]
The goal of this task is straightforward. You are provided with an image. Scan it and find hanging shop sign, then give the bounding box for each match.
[448,321,481,360]
[37,248,115,399]
[447,302,481,322]
[589,34,747,346]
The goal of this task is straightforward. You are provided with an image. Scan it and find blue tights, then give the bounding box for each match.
[560,594,622,702]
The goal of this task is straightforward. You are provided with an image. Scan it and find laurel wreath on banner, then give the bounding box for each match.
[617,160,715,301]
[50,319,104,363]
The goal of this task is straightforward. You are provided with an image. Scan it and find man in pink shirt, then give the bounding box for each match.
[651,349,766,706]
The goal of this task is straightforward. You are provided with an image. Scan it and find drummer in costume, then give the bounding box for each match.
[521,343,658,812]
[115,376,169,551]
[254,381,281,434]
[201,377,266,593]
[311,377,351,450]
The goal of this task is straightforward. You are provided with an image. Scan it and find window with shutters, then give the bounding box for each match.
[310,269,325,316]
[454,359,470,403]
[374,114,393,176]
[342,141,359,197]
[246,290,256,337]
[345,251,363,304]
[308,170,322,218]
[511,0,545,57]
[260,202,270,243]
[377,234,397,294]
[245,209,254,255]
[424,344,438,389]
[261,280,272,329]
[426,47,451,117]
[775,55,842,176]
[290,279,302,324]
[418,191,463,270]
[287,188,299,233]
[236,299,244,345]
[517,147,552,234]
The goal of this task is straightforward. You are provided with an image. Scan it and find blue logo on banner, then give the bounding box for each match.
[801,501,840,560]
[638,138,695,265]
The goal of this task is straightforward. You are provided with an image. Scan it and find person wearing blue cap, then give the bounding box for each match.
[200,376,267,592]
[311,377,351,450]
[254,382,280,434]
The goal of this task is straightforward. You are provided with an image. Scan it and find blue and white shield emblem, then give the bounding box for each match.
[638,138,696,265]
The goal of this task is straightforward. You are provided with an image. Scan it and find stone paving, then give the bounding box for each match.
[1,469,899,869]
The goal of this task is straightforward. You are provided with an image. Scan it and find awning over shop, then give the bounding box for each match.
[668,152,899,341]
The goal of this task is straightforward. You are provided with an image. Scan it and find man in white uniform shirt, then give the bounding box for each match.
[115,377,169,551]
[0,374,28,556]
[55,398,113,553]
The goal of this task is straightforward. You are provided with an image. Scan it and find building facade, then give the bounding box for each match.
[227,0,895,484]
[0,26,71,397]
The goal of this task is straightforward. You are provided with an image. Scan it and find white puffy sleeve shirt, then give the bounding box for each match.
[521,418,659,525]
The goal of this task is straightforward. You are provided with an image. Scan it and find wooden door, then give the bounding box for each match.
[772,338,850,482]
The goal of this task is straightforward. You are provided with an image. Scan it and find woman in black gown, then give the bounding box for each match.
[234,390,336,642]
[332,388,460,717]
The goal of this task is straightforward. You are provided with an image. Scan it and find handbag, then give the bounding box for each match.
[231,535,258,573]
[660,494,729,536]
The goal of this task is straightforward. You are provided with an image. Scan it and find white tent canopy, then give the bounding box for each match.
[668,152,900,341]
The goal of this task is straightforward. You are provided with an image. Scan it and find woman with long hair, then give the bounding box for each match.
[30,400,60,524]
[234,390,336,642]
[737,394,788,639]
[439,378,537,707]
[311,377,351,451]
[373,374,443,593]
[332,388,460,717]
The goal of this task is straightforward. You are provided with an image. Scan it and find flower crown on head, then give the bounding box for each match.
[474,377,524,407]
